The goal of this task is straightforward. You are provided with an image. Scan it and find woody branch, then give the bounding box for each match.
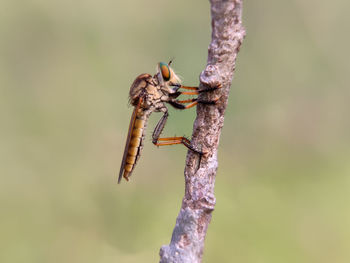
[159,0,245,262]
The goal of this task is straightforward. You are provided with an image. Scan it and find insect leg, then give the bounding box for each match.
[179,86,198,90]
[171,83,221,93]
[154,137,203,154]
[152,111,169,144]
[168,97,219,110]
[152,111,203,154]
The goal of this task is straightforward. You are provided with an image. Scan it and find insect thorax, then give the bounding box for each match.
[129,73,168,110]
[129,74,152,106]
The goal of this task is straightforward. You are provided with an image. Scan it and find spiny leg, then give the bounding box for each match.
[152,112,203,154]
[168,97,219,110]
[179,91,199,95]
[152,111,168,142]
[155,137,203,154]
[171,83,222,94]
[178,86,198,91]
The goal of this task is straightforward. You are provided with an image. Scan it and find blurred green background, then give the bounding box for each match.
[1,0,349,262]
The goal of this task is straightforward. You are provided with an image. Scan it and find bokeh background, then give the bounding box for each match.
[1,0,349,262]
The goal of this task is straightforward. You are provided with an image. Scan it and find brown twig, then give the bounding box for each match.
[159,0,245,262]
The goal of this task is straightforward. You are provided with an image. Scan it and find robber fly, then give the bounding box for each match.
[118,61,220,183]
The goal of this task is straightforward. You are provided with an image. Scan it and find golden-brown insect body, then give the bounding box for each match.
[120,105,150,181]
[119,71,167,183]
[118,62,220,183]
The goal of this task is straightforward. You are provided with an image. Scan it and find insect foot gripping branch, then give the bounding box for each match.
[118,61,221,183]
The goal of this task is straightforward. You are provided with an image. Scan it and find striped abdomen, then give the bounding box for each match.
[118,107,149,183]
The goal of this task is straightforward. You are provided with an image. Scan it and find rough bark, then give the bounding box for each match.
[159,1,245,262]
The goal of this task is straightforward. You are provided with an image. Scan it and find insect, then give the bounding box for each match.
[118,61,220,183]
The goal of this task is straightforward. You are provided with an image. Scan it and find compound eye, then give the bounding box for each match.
[159,62,171,81]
